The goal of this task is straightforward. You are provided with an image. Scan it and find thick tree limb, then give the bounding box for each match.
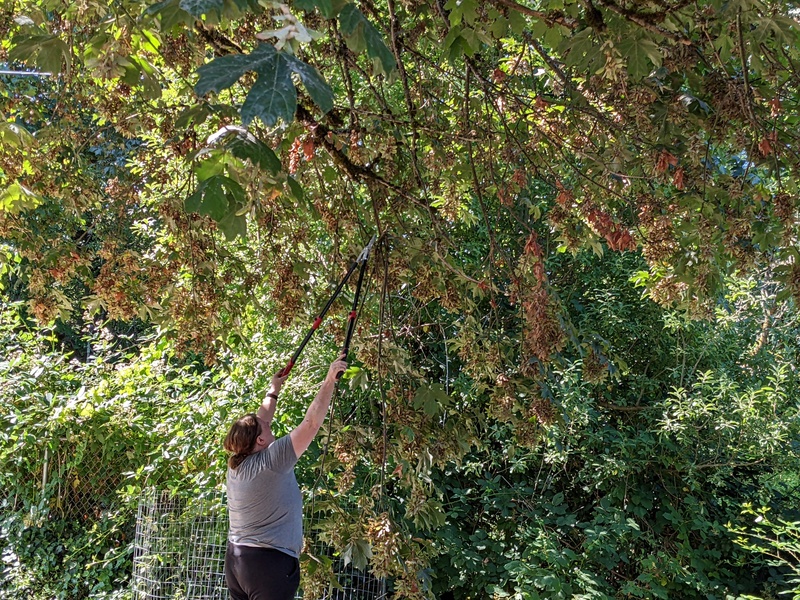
[295,105,424,208]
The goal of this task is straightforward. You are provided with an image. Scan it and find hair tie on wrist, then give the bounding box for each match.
[267,392,278,400]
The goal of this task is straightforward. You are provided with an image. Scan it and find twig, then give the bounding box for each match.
[386,0,424,187]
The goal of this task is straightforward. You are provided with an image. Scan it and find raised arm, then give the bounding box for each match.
[289,356,347,458]
[257,371,288,425]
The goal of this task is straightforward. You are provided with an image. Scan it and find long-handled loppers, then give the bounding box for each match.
[278,235,376,378]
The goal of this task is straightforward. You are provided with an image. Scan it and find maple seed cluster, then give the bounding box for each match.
[514,232,566,365]
[637,194,678,264]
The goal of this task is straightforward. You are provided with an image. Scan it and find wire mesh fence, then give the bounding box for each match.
[131,491,228,600]
[131,489,387,600]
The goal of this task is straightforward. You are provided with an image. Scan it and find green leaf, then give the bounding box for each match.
[217,212,248,240]
[195,51,254,97]
[0,183,43,214]
[443,25,473,62]
[617,37,662,79]
[342,538,372,571]
[287,176,305,201]
[184,187,203,213]
[241,53,296,126]
[145,0,193,30]
[295,0,348,18]
[197,179,229,221]
[194,152,226,180]
[751,16,797,45]
[444,0,478,26]
[175,105,212,129]
[125,56,162,99]
[144,0,175,15]
[9,34,71,76]
[195,44,333,126]
[294,0,318,10]
[179,0,223,17]
[217,128,281,174]
[460,27,489,55]
[228,0,261,14]
[509,10,527,35]
[338,4,397,79]
[562,27,598,71]
[412,383,452,416]
[713,33,735,62]
[489,17,509,39]
[183,175,247,240]
[0,123,36,149]
[283,55,334,114]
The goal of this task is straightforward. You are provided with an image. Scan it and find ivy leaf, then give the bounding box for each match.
[617,37,662,80]
[195,44,333,126]
[179,0,223,18]
[338,4,397,80]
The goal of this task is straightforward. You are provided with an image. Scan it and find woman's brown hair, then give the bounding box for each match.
[223,413,261,469]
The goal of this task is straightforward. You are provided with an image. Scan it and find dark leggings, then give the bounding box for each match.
[225,543,300,600]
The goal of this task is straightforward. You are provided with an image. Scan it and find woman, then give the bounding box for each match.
[223,355,347,600]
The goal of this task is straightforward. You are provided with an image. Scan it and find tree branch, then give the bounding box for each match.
[295,104,425,209]
[386,0,424,188]
[693,458,766,471]
[489,0,578,29]
[595,0,693,45]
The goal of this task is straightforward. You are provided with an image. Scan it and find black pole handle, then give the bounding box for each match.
[336,256,369,379]
[280,234,376,379]
[278,258,361,377]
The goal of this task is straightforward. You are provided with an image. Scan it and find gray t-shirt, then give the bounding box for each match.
[226,435,303,557]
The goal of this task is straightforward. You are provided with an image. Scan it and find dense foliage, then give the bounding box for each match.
[1,0,800,598]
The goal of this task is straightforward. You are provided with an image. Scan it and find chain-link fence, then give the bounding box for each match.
[131,489,387,600]
[0,425,140,599]
[0,432,129,519]
[1,430,386,600]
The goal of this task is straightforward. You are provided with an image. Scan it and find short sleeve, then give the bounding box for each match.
[235,435,298,479]
[267,435,298,474]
